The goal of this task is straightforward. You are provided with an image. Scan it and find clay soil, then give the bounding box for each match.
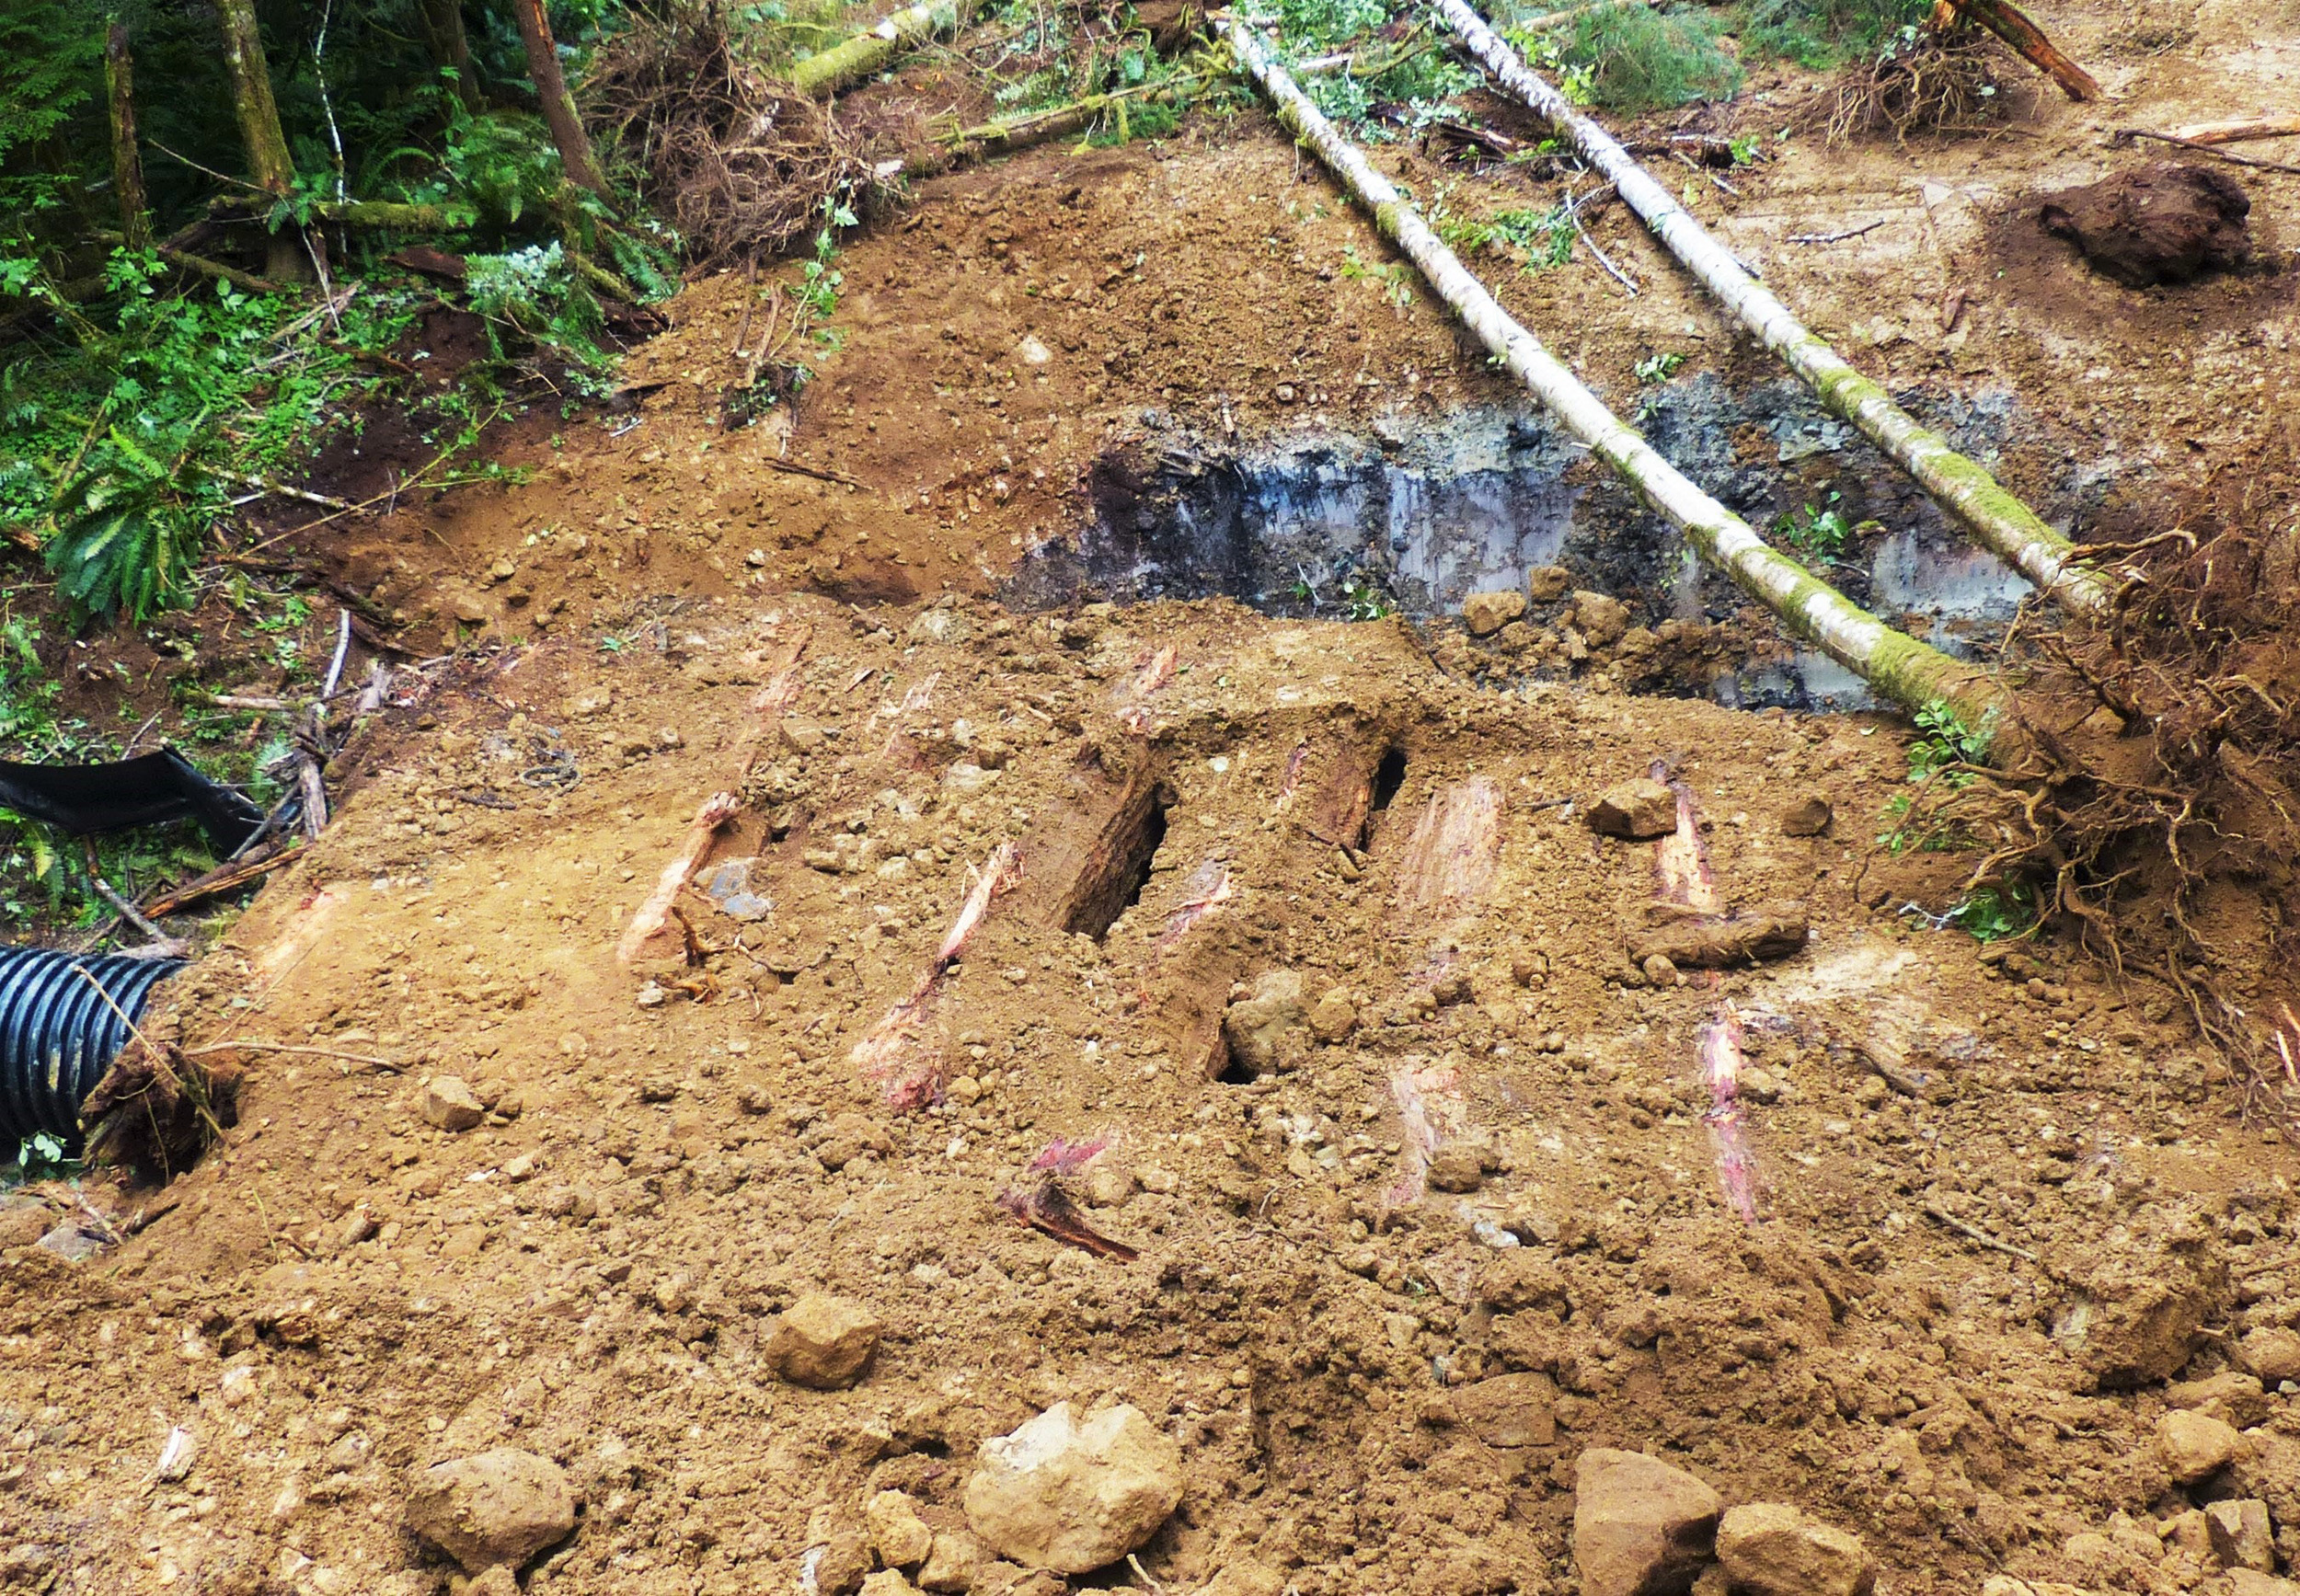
[4,4,2299,1594]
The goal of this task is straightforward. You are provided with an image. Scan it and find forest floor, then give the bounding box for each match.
[3,3,2299,1594]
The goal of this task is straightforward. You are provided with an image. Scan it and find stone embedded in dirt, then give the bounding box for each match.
[1528,565,1571,602]
[1573,1448,1722,1596]
[1448,1372,1558,1449]
[1426,1143,1485,1193]
[2205,1498,2274,1571]
[861,1571,920,1596]
[1572,591,1630,648]
[2156,1409,2239,1485]
[1083,1162,1137,1209]
[1221,970,1306,1075]
[917,1531,984,1593]
[1462,590,1528,637]
[2224,1574,2300,1596]
[1202,1565,1289,1596]
[2237,1326,2300,1384]
[963,1402,1184,1574]
[2039,163,2251,287]
[2056,1239,2225,1390]
[811,1532,875,1595]
[868,1490,935,1568]
[764,1293,881,1389]
[1779,795,1833,836]
[2168,1370,2271,1428]
[403,1448,577,1572]
[1306,988,1357,1043]
[1590,778,1676,841]
[421,1075,487,1132]
[1715,1503,1875,1596]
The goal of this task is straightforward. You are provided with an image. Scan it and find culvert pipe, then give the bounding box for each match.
[0,947,184,1147]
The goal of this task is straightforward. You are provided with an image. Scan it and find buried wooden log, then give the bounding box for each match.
[1697,1012,1760,1222]
[851,842,1022,1108]
[617,793,742,965]
[1433,0,2110,617]
[1631,764,1809,970]
[1221,18,2006,728]
[1393,777,1503,907]
[2169,116,2300,146]
[790,0,983,98]
[1931,0,2099,101]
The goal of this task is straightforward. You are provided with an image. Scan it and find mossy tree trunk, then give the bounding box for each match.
[215,0,305,281]
[103,19,150,252]
[510,0,609,197]
[1221,19,2005,729]
[790,0,983,98]
[1436,0,2109,617]
[415,0,483,111]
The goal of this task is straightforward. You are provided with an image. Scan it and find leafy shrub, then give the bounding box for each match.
[1738,0,1932,68]
[1558,4,1742,111]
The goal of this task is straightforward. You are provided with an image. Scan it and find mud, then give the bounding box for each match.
[2040,164,2256,288]
[7,5,2300,1593]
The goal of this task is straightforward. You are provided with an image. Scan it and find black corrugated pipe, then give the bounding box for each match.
[0,947,184,1148]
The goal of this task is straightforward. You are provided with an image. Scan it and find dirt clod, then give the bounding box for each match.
[2156,1409,2240,1485]
[963,1403,1183,1574]
[2204,1499,2275,1572]
[868,1489,935,1568]
[404,1448,578,1573]
[764,1292,881,1388]
[2238,1326,2300,1384]
[1779,795,1833,836]
[1591,777,1677,840]
[1715,1503,1876,1596]
[2038,163,2252,285]
[1463,590,1529,637]
[1573,1448,1723,1596]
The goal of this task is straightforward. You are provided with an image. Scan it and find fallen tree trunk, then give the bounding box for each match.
[2169,116,2300,146]
[909,74,1212,175]
[1933,0,2099,100]
[791,0,982,98]
[1435,0,2110,617]
[1220,20,2004,728]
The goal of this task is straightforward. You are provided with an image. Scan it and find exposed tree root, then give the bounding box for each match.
[584,3,909,268]
[1829,30,2012,144]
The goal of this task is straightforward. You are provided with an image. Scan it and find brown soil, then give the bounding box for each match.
[6,7,2300,1596]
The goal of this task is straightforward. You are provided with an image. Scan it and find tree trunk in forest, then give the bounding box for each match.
[103,20,151,252]
[510,0,609,197]
[1436,0,2109,617]
[1220,19,2005,730]
[415,0,483,111]
[790,0,984,98]
[215,0,305,282]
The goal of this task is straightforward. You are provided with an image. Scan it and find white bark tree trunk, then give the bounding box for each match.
[1219,19,2004,729]
[1434,0,2109,616]
[791,0,983,97]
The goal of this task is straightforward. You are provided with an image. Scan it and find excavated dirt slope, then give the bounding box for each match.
[5,7,2299,1594]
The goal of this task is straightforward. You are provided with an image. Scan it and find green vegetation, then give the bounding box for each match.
[1432,195,1578,273]
[1340,572,1397,621]
[1774,499,1855,563]
[1948,879,2037,942]
[1878,697,1995,854]
[1555,5,1741,111]
[1737,0,1933,68]
[1634,350,1686,384]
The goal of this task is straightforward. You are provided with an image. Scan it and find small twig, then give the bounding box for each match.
[1128,1554,1167,1592]
[320,606,353,700]
[1788,219,1886,244]
[1922,1203,2039,1264]
[218,471,354,511]
[2108,128,2300,176]
[759,455,868,489]
[181,1039,402,1072]
[1566,185,1638,296]
[83,866,184,953]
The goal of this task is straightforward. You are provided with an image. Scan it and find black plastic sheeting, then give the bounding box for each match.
[0,947,184,1147]
[0,749,264,854]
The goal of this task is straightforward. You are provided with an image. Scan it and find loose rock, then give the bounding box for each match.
[1779,795,1833,836]
[764,1293,881,1389]
[2204,1498,2274,1572]
[918,1531,984,1593]
[868,1490,935,1568]
[421,1075,487,1132]
[963,1402,1183,1574]
[2238,1326,2300,1384]
[1590,778,1676,842]
[1462,590,1528,637]
[404,1448,577,1572]
[2157,1409,2239,1485]
[1573,1448,1722,1596]
[1715,1502,1875,1596]
[1572,591,1630,648]
[1221,970,1305,1075]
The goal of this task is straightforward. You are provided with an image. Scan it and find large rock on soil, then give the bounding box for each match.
[1589,778,1676,841]
[764,1293,880,1388]
[1715,1503,1876,1596]
[964,1403,1183,1574]
[2039,164,2251,286]
[1573,1448,1722,1596]
[2156,1408,2239,1485]
[404,1448,577,1571]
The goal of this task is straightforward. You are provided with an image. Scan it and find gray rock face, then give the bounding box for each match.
[1572,1448,1721,1596]
[1715,1502,1876,1596]
[404,1448,576,1572]
[964,1403,1183,1574]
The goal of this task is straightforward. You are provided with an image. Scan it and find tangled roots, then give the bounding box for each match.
[1919,504,2300,1129]
[1829,30,2010,144]
[584,3,910,267]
